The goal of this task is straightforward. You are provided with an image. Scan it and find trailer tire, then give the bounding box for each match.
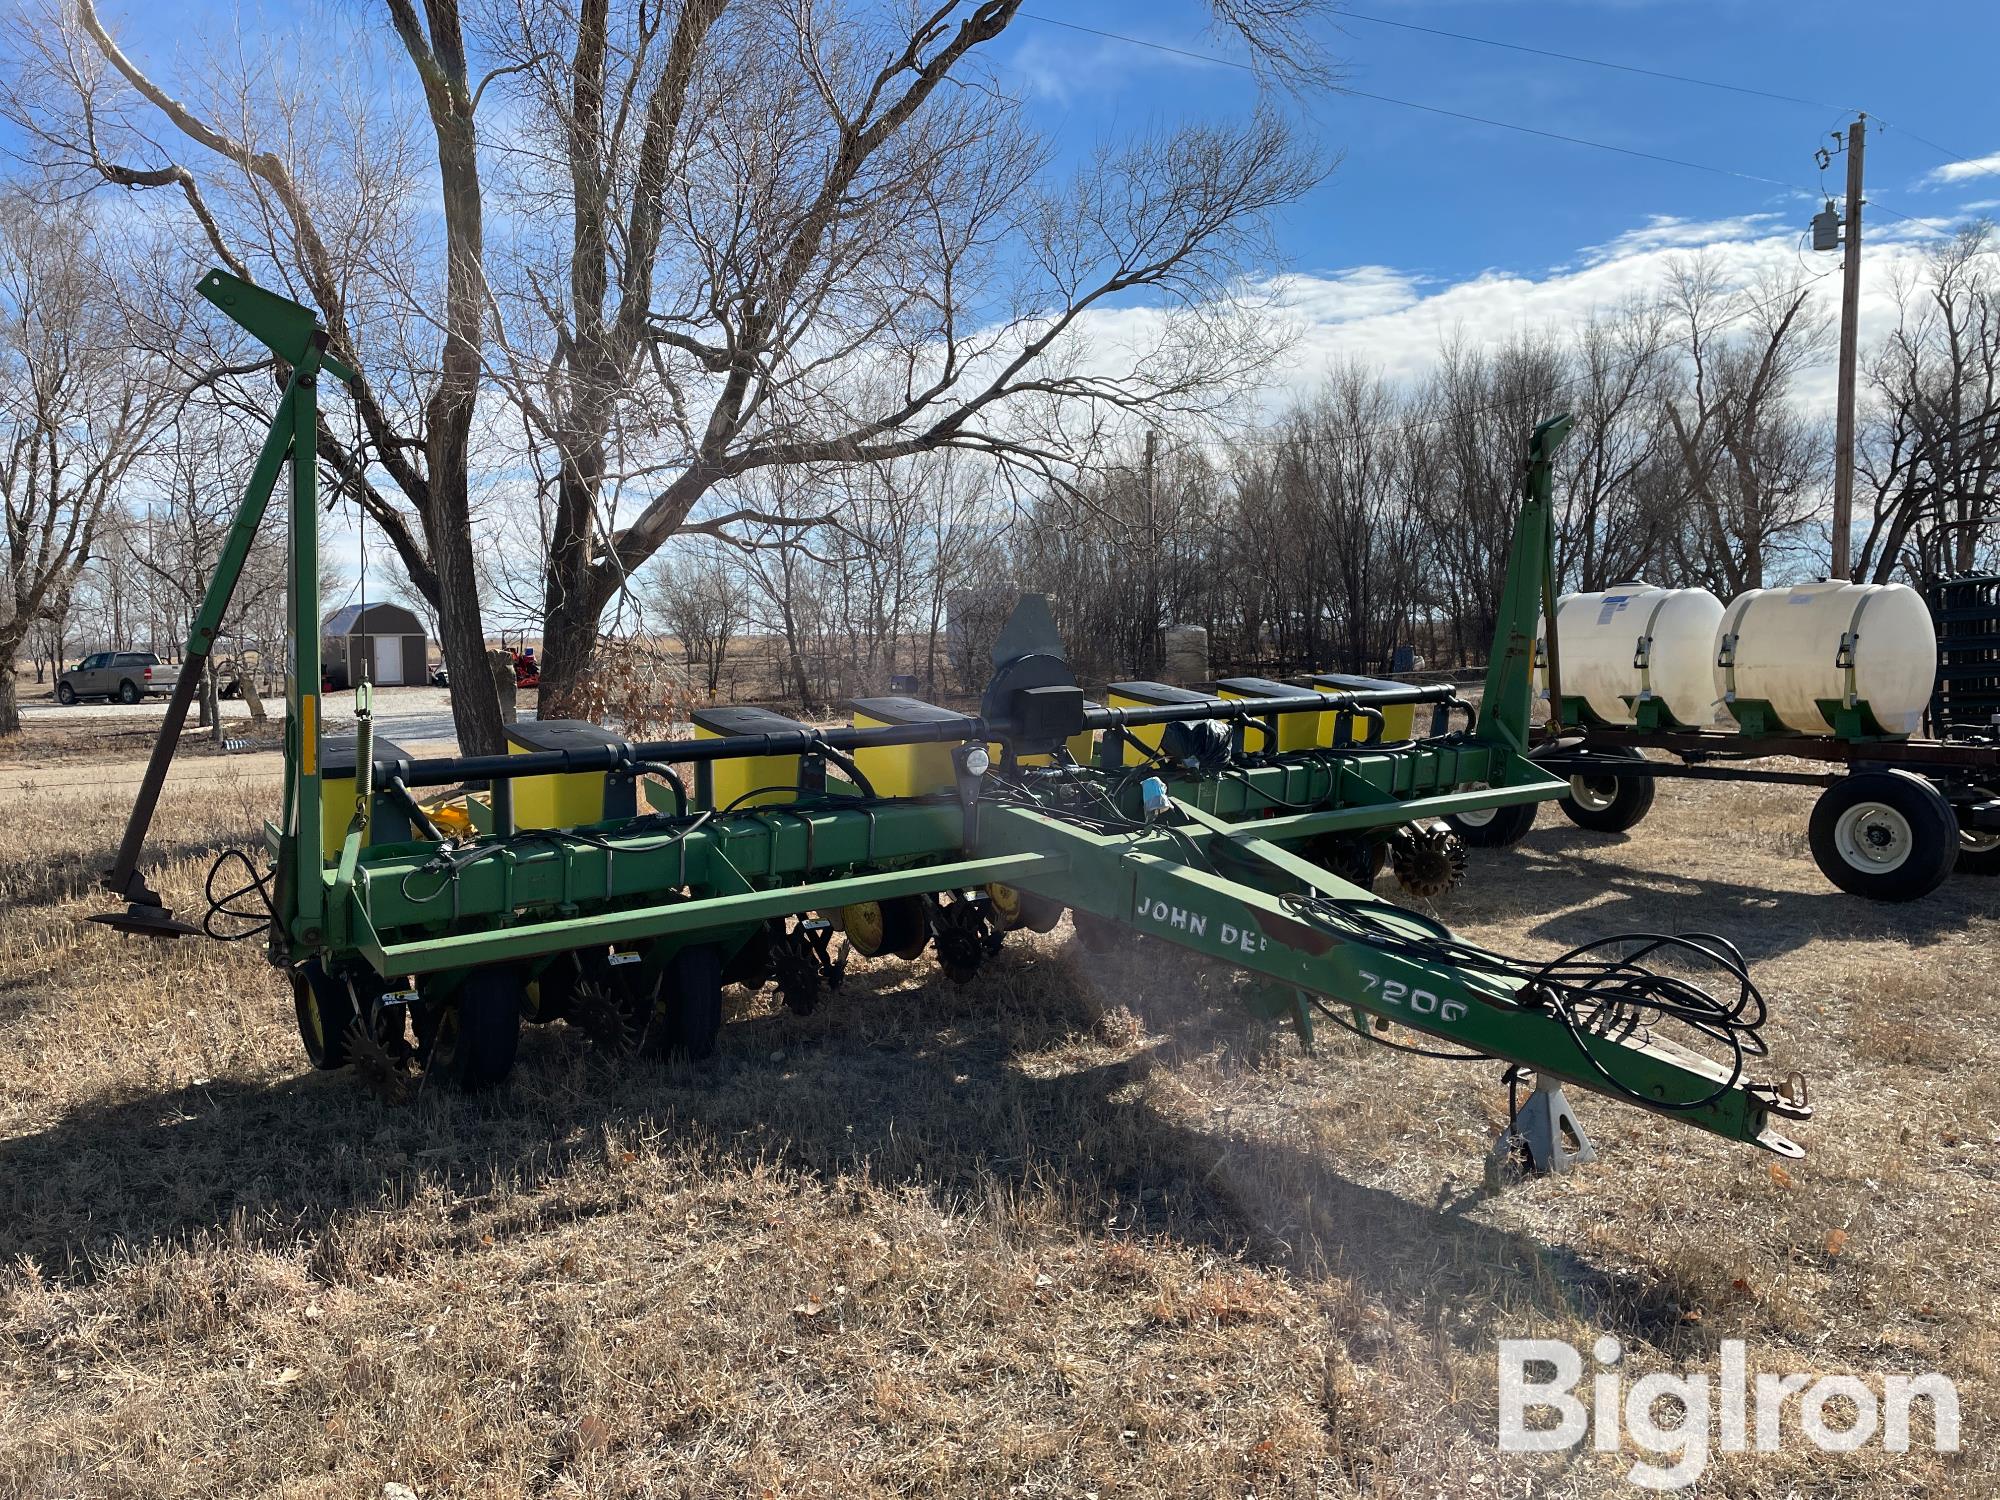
[656,944,724,1061]
[1957,788,2000,876]
[1808,772,1958,902]
[425,967,523,1090]
[1558,748,1656,833]
[1447,790,1538,848]
[291,959,358,1070]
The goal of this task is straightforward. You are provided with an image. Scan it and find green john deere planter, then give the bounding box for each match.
[91,273,1811,1175]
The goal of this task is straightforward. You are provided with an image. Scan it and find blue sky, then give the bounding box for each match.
[999,0,1999,287]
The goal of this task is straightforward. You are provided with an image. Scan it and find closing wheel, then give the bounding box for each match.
[291,959,358,1070]
[1954,786,2000,876]
[653,944,724,1061]
[1808,771,1958,902]
[566,953,654,1054]
[1558,748,1656,833]
[1447,787,1538,847]
[422,966,524,1090]
[840,896,929,959]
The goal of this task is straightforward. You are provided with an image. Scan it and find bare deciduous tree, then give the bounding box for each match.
[10,0,510,749]
[465,0,1327,706]
[1658,256,1832,595]
[0,190,179,735]
[1856,224,2000,584]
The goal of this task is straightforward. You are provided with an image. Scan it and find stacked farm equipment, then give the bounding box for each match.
[89,272,1813,1177]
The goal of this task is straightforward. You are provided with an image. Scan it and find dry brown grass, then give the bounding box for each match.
[1,760,1996,1497]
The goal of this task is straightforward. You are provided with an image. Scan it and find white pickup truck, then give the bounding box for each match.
[54,651,182,705]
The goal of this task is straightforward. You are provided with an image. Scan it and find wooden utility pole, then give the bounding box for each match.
[1831,113,1865,579]
[1142,426,1160,669]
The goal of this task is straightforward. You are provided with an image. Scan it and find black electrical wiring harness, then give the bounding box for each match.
[1277,891,1770,1111]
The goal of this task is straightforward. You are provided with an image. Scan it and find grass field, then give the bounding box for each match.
[0,759,1994,1497]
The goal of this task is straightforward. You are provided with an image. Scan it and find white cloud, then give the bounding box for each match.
[1578,213,1785,263]
[1263,266,1427,322]
[1923,151,2000,186]
[1059,213,1958,425]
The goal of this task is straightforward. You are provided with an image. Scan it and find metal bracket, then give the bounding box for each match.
[1488,1070,1597,1186]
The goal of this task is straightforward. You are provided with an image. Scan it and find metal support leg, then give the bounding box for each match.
[1488,1070,1597,1186]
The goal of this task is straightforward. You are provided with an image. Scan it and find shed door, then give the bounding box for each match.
[372,635,405,686]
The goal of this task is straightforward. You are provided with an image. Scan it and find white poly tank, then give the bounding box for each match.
[1543,582,1724,728]
[1713,581,1936,737]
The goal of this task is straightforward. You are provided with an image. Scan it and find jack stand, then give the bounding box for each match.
[1487,1067,1596,1187]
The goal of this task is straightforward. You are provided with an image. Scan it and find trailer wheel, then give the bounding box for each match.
[1447,788,1538,847]
[1558,748,1656,833]
[1808,772,1958,902]
[291,959,358,1070]
[655,944,724,1061]
[424,967,523,1090]
[1957,787,2000,876]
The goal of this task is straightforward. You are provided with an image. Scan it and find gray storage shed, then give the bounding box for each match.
[322,603,428,688]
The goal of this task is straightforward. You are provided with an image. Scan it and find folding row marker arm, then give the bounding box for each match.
[92,272,1810,1166]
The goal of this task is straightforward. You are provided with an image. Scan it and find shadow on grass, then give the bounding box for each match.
[1453,825,1987,961]
[0,934,1715,1355]
[1,843,222,918]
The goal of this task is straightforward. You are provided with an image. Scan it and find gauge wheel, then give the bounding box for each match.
[1447,787,1538,847]
[1808,771,1958,902]
[653,943,725,1061]
[291,959,359,1070]
[984,883,1062,935]
[839,896,929,959]
[421,966,524,1090]
[1558,748,1657,833]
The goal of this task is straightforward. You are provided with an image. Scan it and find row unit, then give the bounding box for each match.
[314,672,1427,859]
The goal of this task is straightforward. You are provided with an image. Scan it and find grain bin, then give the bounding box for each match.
[1545,582,1723,729]
[1713,581,1936,738]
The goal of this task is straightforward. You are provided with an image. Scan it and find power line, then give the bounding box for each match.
[1335,9,1857,115]
[1023,11,1989,187]
[1858,116,1983,172]
[1020,13,1981,243]
[1021,13,1805,191]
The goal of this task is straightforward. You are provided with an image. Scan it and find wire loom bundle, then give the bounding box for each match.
[1278,891,1770,1111]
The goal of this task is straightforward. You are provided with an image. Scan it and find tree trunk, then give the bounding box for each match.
[536,444,605,718]
[0,666,19,737]
[427,481,503,753]
[536,582,601,719]
[205,660,224,746]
